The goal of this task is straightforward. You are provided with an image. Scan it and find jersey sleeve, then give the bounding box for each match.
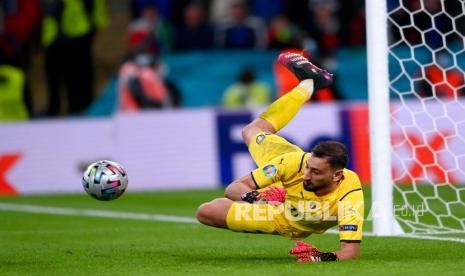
[250,159,281,189]
[337,188,364,243]
[251,152,307,189]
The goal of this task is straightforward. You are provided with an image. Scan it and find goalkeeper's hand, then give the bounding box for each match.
[289,241,338,263]
[240,186,286,205]
[257,186,286,205]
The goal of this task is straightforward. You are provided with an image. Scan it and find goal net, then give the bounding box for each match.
[368,0,465,239]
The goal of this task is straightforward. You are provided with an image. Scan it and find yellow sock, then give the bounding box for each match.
[259,80,314,132]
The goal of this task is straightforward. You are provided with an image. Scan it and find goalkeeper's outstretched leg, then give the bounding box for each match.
[241,52,333,146]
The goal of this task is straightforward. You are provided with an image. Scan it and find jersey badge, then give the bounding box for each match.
[262,164,277,178]
[256,134,266,144]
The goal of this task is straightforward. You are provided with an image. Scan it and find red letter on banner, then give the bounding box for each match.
[0,153,21,195]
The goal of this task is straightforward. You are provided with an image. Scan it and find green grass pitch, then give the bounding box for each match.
[1,188,464,275]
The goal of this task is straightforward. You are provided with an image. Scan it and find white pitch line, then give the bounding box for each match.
[0,203,198,224]
[327,229,465,244]
[394,234,465,244]
[1,203,465,244]
[325,230,465,243]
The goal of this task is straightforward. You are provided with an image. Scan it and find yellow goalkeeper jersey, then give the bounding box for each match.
[251,152,364,242]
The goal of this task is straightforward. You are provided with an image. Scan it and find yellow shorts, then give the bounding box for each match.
[226,202,311,240]
[248,132,303,167]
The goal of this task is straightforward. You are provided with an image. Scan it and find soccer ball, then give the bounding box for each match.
[82,160,128,201]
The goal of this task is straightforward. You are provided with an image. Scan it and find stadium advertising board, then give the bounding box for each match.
[0,110,218,195]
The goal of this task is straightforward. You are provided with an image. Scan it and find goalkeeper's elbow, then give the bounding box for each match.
[224,185,235,199]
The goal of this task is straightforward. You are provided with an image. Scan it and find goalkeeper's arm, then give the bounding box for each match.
[289,241,360,262]
[224,174,257,201]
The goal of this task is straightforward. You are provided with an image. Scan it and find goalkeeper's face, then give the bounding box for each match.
[303,156,341,192]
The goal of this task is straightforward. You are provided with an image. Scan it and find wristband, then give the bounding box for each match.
[313,252,338,262]
[240,190,259,203]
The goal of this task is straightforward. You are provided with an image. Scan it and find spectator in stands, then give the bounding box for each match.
[130,0,172,20]
[42,0,108,117]
[249,0,286,23]
[130,0,193,27]
[307,0,341,58]
[267,15,309,49]
[170,0,198,26]
[127,4,173,55]
[173,3,214,52]
[118,54,180,111]
[339,0,365,47]
[282,0,312,35]
[118,54,167,111]
[215,0,267,49]
[222,67,271,109]
[0,0,42,117]
[208,0,235,23]
[0,65,29,121]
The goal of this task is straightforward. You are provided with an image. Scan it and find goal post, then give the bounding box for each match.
[367,0,465,239]
[366,0,404,236]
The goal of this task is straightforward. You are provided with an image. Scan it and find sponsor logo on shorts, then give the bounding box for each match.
[262,164,277,178]
[256,134,266,144]
[339,225,358,231]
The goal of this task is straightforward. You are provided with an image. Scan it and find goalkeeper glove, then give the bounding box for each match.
[240,186,286,205]
[289,241,338,263]
[257,186,286,205]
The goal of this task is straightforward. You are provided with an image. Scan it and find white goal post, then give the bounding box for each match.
[366,0,405,236]
[367,0,465,239]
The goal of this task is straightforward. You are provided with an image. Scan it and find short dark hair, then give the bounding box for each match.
[311,141,348,169]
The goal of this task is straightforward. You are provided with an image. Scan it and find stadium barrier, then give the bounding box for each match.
[0,99,460,195]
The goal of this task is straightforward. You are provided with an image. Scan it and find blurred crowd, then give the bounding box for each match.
[1,0,367,120]
[125,0,365,55]
[121,0,366,110]
[0,0,365,119]
[0,0,108,120]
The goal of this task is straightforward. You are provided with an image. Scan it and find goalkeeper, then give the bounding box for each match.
[196,52,364,262]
